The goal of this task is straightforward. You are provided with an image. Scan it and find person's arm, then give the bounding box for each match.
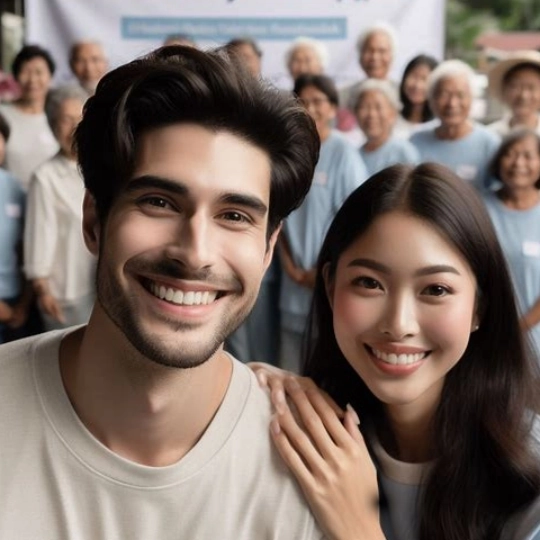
[0,300,13,323]
[32,278,65,323]
[520,297,540,332]
[249,363,386,540]
[278,234,315,289]
[7,279,33,328]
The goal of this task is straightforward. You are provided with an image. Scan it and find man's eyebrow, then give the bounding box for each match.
[125,175,189,197]
[347,258,461,276]
[125,174,268,216]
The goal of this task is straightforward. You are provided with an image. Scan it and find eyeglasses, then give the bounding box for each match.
[298,97,330,108]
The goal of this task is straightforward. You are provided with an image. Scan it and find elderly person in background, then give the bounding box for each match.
[279,74,367,371]
[339,22,397,111]
[0,45,59,191]
[163,34,197,47]
[354,79,419,176]
[225,37,263,78]
[285,37,328,83]
[338,22,397,138]
[410,59,500,189]
[483,128,540,361]
[487,50,540,137]
[69,40,108,95]
[24,85,95,331]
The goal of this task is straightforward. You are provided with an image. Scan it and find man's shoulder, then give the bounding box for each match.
[0,331,65,398]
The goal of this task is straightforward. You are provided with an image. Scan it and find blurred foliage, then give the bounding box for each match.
[446,0,498,63]
[446,0,540,64]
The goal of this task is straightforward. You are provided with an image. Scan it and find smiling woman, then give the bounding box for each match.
[252,163,540,540]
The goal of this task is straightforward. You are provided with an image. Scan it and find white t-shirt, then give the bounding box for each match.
[24,153,95,302]
[0,330,324,540]
[0,103,59,191]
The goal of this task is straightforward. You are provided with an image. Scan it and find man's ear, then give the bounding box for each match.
[263,222,282,271]
[82,190,101,256]
[322,262,335,310]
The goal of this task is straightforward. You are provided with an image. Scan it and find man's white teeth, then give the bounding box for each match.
[372,348,425,365]
[150,283,217,306]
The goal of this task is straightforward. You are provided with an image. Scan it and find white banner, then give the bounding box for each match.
[26,0,445,89]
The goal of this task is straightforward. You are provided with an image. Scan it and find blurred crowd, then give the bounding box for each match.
[1,25,540,368]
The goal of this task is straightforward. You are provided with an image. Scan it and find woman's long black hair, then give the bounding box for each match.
[304,163,540,540]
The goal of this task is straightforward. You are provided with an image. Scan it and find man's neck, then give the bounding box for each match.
[59,320,233,467]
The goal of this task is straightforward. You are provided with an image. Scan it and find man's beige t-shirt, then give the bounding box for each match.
[0,330,324,540]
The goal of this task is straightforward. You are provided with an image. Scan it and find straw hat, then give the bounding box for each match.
[488,50,540,100]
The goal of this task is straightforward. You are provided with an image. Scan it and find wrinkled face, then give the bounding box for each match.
[84,124,278,369]
[355,89,397,143]
[502,66,540,120]
[431,75,472,128]
[403,63,432,106]
[54,98,84,158]
[360,31,393,80]
[288,45,323,80]
[16,57,52,103]
[499,135,540,190]
[298,85,336,137]
[71,43,108,93]
[326,211,477,417]
[231,43,261,78]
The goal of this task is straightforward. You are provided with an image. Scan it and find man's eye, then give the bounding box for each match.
[222,211,250,223]
[139,197,172,209]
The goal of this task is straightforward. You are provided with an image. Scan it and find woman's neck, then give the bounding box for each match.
[436,120,472,141]
[364,133,390,152]
[498,186,540,210]
[318,125,331,142]
[407,104,424,124]
[14,97,45,114]
[510,113,539,131]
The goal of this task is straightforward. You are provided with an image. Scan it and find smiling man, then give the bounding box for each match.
[0,46,322,539]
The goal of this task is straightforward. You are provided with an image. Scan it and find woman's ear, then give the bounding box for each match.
[82,190,101,256]
[322,262,335,310]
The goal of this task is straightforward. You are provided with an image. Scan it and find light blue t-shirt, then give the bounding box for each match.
[0,168,25,299]
[483,191,540,360]
[280,131,367,333]
[360,136,420,176]
[410,123,500,190]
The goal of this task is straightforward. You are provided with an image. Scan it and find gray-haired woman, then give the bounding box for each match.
[24,84,96,330]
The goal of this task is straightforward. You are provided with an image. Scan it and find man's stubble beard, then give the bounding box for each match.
[95,255,258,370]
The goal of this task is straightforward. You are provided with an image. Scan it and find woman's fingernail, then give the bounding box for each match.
[256,372,267,387]
[270,416,281,435]
[346,403,361,425]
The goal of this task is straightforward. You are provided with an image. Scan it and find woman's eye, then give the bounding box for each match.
[423,284,450,297]
[353,276,381,289]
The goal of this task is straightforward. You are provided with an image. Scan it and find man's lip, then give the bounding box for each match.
[138,275,226,294]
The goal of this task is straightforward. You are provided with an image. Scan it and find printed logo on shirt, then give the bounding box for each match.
[313,171,328,186]
[522,240,540,258]
[5,203,21,218]
[456,164,478,182]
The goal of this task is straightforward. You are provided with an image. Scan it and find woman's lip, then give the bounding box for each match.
[365,345,428,375]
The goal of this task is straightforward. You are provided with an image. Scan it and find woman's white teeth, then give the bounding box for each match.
[372,348,425,365]
[150,283,217,305]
